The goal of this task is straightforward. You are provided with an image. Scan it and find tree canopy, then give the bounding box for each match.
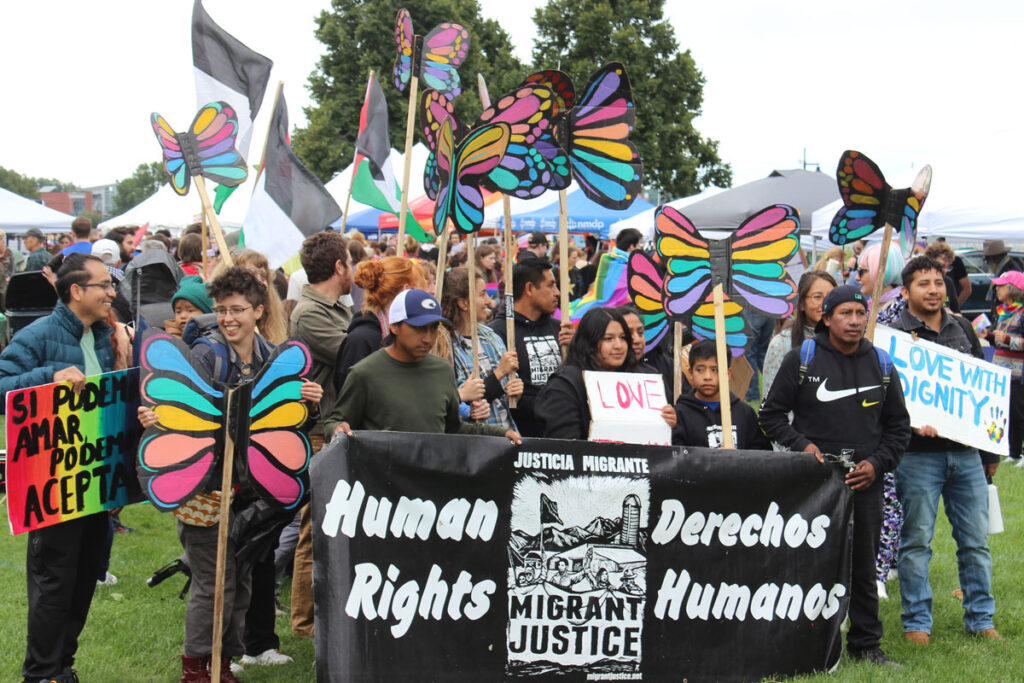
[0,167,80,200]
[532,0,731,198]
[113,162,165,215]
[293,0,524,183]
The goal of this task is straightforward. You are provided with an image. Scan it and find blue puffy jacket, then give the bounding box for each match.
[0,301,114,408]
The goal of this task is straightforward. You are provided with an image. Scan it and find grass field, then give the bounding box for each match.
[1,463,1022,682]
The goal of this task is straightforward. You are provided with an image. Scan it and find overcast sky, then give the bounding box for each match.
[2,0,1019,195]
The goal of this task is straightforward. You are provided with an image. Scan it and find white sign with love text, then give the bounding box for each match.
[584,371,671,446]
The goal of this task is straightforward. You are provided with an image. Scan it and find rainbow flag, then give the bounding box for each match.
[5,369,145,534]
[569,248,630,323]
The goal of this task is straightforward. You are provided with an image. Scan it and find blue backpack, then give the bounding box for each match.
[797,339,893,399]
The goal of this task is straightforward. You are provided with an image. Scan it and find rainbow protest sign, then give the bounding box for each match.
[5,369,145,534]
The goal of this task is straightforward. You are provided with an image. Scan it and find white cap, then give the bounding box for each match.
[91,238,120,266]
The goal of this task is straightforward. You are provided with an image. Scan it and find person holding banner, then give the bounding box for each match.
[886,257,999,645]
[439,267,523,428]
[328,289,520,443]
[990,270,1024,467]
[758,284,910,668]
[138,268,324,683]
[0,254,115,683]
[535,307,675,440]
[673,339,769,450]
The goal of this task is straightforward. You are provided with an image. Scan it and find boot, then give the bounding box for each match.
[218,657,242,683]
[179,655,211,683]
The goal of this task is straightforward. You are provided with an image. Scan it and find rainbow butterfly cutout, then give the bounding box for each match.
[433,118,510,234]
[626,251,670,353]
[393,8,470,99]
[137,333,312,511]
[150,101,249,196]
[629,205,799,356]
[420,82,561,200]
[829,150,933,257]
[548,62,642,210]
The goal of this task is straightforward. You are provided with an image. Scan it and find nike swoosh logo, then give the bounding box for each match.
[862,400,880,407]
[815,378,881,403]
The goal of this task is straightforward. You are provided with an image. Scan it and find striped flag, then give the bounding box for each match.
[243,91,342,269]
[192,0,272,162]
[350,74,426,240]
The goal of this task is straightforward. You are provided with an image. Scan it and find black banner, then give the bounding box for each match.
[312,433,853,682]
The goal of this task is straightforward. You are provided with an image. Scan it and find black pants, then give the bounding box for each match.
[243,541,280,655]
[1007,381,1024,458]
[848,480,884,653]
[23,513,109,680]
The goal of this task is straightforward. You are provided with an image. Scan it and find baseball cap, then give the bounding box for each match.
[91,238,120,266]
[24,227,45,241]
[815,284,868,333]
[992,270,1024,291]
[528,231,549,246]
[389,289,449,327]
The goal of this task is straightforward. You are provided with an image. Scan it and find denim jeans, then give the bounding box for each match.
[895,448,994,633]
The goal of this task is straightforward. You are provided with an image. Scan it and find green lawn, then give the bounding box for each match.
[2,465,1022,682]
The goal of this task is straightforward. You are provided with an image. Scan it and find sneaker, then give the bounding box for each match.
[1015,458,1024,469]
[876,580,888,600]
[240,648,294,666]
[230,660,244,674]
[850,647,900,668]
[886,568,899,581]
[96,571,118,586]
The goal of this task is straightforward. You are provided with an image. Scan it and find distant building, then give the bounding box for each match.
[620,494,641,546]
[39,184,116,218]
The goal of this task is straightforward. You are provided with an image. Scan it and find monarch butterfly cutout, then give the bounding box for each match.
[150,101,249,196]
[829,150,932,258]
[137,332,312,511]
[634,204,800,356]
[393,8,470,99]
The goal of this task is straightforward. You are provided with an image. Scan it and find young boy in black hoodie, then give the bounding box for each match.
[672,340,769,449]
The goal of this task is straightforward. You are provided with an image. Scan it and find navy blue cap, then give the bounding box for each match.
[389,288,449,327]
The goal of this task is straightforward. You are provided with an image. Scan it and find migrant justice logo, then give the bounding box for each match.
[508,453,649,676]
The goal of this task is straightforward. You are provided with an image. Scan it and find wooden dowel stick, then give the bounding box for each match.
[396,77,419,253]
[712,284,734,449]
[558,189,569,358]
[865,223,894,342]
[209,391,237,682]
[194,176,233,268]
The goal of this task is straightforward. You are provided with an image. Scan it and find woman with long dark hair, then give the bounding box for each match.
[536,307,675,439]
[762,271,837,395]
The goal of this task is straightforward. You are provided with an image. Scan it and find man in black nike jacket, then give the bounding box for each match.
[759,284,911,668]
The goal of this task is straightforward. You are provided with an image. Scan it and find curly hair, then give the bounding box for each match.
[301,231,349,284]
[206,266,267,310]
[212,249,288,343]
[354,257,425,315]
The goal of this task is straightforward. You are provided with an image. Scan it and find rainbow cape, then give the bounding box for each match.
[568,248,630,323]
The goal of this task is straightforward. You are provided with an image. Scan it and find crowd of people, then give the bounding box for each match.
[0,216,1016,681]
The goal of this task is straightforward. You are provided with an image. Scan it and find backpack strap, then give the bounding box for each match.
[798,339,816,385]
[192,336,231,384]
[873,346,893,399]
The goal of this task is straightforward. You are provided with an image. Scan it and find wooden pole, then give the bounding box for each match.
[558,189,570,358]
[477,72,518,407]
[673,321,683,402]
[864,223,894,342]
[200,209,209,279]
[342,72,375,233]
[209,390,237,682]
[467,237,480,380]
[712,284,734,449]
[397,77,419,253]
[194,176,233,268]
[434,222,450,301]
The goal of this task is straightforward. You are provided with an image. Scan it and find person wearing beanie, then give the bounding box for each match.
[328,289,521,443]
[759,284,911,668]
[169,275,214,338]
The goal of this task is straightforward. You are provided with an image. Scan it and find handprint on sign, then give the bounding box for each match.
[987,406,1007,443]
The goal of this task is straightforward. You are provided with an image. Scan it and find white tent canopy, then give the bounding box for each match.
[0,187,74,232]
[99,183,250,233]
[480,182,579,229]
[608,185,726,240]
[811,134,1024,243]
[324,143,430,226]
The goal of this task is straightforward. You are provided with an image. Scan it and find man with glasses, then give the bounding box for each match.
[0,254,116,683]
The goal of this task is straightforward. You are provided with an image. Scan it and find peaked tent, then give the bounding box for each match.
[673,169,839,229]
[500,187,655,239]
[0,188,74,232]
[608,185,727,240]
[324,143,429,232]
[99,183,249,232]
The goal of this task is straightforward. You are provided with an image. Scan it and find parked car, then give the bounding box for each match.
[955,249,1024,319]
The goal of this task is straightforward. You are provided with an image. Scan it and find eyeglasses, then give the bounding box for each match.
[806,293,826,302]
[77,281,115,292]
[213,305,253,318]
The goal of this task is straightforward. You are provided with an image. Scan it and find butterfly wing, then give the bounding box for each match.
[688,293,751,357]
[727,204,800,317]
[896,164,932,257]
[829,150,890,245]
[137,333,225,510]
[627,251,669,352]
[448,122,510,233]
[150,113,190,195]
[432,117,457,235]
[245,341,313,510]
[420,89,462,200]
[189,102,249,188]
[655,206,713,318]
[476,84,560,198]
[420,22,469,98]
[393,8,414,93]
[520,69,576,109]
[562,62,642,209]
